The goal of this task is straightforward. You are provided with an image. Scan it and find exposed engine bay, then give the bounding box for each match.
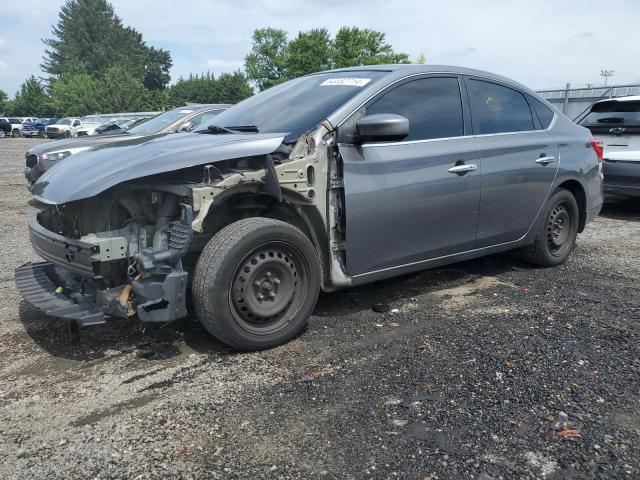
[18,122,351,327]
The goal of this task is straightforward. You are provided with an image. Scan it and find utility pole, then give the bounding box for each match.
[600,69,615,87]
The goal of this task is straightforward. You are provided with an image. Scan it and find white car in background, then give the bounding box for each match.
[45,117,82,139]
[0,117,24,137]
[579,95,640,197]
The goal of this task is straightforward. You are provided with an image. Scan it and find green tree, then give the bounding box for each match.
[332,27,410,68]
[169,71,252,106]
[286,28,333,78]
[42,0,172,89]
[244,26,410,90]
[7,76,52,116]
[244,28,289,91]
[216,71,254,104]
[0,90,8,114]
[49,74,101,116]
[96,66,153,112]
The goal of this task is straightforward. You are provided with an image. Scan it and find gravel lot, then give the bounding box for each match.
[1,137,639,479]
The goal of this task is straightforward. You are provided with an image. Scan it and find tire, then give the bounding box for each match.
[522,188,579,267]
[12,129,20,138]
[193,217,321,350]
[64,130,71,138]
[0,130,5,138]
[39,130,45,138]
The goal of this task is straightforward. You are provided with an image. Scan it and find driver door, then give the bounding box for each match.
[339,75,482,277]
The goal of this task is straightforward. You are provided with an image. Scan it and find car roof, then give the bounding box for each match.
[593,95,640,104]
[318,64,535,93]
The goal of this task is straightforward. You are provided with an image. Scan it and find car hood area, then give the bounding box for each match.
[27,133,146,156]
[31,131,287,205]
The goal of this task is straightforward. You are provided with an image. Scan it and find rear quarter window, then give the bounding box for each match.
[528,95,555,129]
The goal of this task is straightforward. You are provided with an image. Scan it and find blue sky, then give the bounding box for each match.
[1,0,639,97]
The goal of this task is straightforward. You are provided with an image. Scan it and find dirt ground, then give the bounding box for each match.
[1,137,639,479]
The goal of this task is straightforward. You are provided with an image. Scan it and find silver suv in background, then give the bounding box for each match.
[24,104,230,186]
[579,96,640,197]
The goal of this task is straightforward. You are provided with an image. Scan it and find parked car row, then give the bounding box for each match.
[15,65,606,351]
[0,114,156,139]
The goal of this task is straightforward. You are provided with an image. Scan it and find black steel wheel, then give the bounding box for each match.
[523,188,579,267]
[193,218,321,350]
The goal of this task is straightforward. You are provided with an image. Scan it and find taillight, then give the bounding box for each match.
[589,139,603,163]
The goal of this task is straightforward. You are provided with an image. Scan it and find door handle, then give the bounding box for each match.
[535,156,555,165]
[448,163,477,174]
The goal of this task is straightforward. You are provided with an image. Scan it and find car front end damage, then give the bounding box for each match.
[16,124,351,328]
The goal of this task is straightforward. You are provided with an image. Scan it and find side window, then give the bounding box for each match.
[185,110,222,131]
[468,79,534,134]
[527,95,555,129]
[73,120,81,127]
[365,77,464,141]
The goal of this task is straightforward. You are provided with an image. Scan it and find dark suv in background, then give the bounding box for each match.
[0,118,10,138]
[24,104,230,186]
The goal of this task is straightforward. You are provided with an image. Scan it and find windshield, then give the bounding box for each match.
[581,100,640,126]
[199,71,386,142]
[127,109,195,134]
[57,118,72,125]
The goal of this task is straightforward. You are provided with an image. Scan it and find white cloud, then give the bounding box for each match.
[204,58,244,73]
[1,0,640,95]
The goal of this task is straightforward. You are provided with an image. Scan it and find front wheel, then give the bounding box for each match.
[0,130,5,138]
[64,130,71,138]
[12,129,20,138]
[193,218,321,350]
[522,189,579,267]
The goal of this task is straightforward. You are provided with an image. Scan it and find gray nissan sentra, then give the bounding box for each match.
[16,65,603,350]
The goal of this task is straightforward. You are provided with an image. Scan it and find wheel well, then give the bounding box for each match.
[200,192,331,288]
[557,180,587,232]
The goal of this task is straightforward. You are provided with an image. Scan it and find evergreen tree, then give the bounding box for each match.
[96,66,154,112]
[7,76,52,116]
[49,74,101,116]
[42,0,172,90]
[169,71,252,106]
[0,90,8,114]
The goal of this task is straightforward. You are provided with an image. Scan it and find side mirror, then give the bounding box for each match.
[355,114,409,143]
[177,121,192,133]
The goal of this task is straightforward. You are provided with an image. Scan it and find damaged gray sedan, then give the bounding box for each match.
[16,65,603,350]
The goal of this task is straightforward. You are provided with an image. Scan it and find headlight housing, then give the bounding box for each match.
[41,146,91,161]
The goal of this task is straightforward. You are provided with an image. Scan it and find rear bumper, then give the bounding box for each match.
[15,262,106,326]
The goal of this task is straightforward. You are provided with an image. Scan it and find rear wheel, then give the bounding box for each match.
[0,130,5,138]
[522,188,579,267]
[193,218,321,350]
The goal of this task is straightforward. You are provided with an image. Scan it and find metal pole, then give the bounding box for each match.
[563,83,571,115]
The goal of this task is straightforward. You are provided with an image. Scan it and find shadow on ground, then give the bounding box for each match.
[18,198,636,363]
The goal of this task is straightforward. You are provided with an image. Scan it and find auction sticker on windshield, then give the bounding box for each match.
[320,78,371,87]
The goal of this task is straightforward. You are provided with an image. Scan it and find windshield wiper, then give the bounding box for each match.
[207,125,260,135]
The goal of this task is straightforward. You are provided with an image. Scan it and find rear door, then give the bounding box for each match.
[466,78,559,247]
[340,75,482,276]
